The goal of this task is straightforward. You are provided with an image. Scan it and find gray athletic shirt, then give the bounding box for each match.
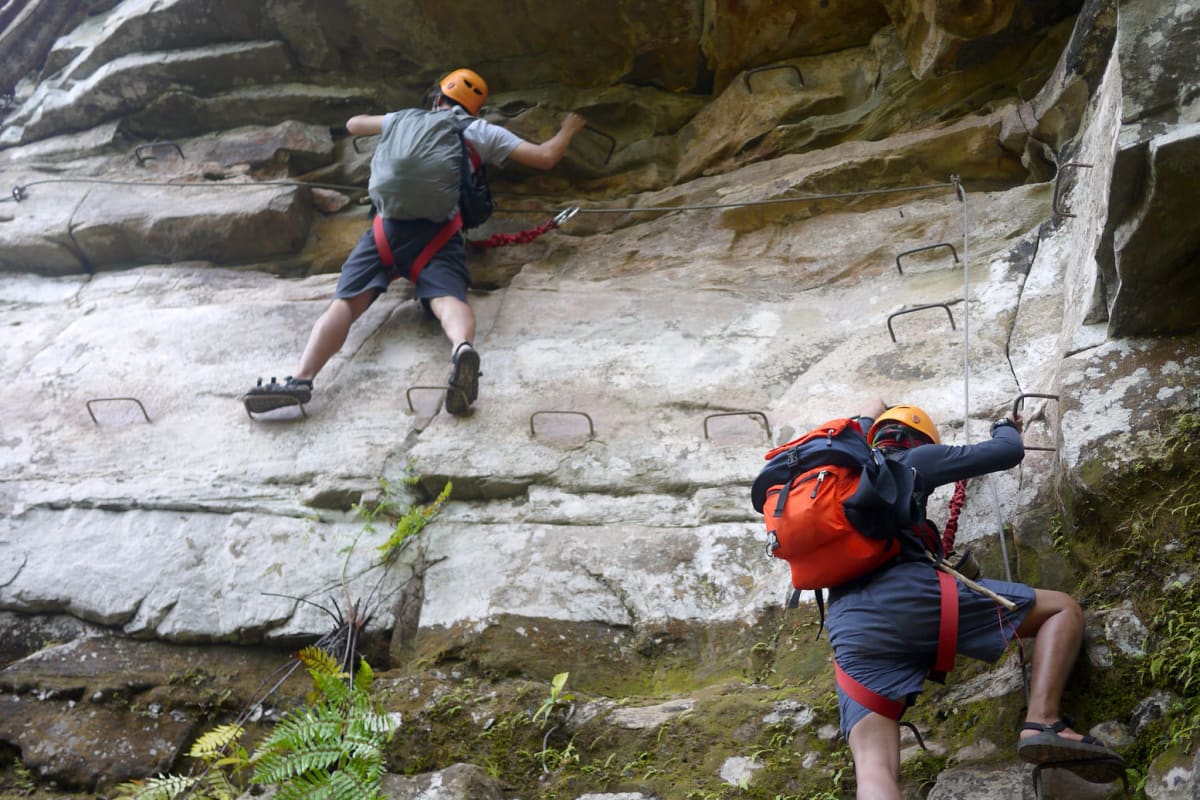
[452,107,525,168]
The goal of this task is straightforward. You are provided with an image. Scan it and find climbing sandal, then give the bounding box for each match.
[1017,718,1125,783]
[444,343,481,416]
[244,376,313,415]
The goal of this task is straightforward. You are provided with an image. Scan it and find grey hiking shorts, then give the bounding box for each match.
[335,217,470,312]
[826,561,1036,737]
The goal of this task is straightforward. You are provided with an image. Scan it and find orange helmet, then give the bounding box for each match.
[439,68,488,115]
[868,404,940,446]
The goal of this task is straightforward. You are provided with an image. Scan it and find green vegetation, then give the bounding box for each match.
[532,671,576,728]
[1051,405,1200,790]
[113,648,393,800]
[354,471,452,565]
[1143,578,1200,754]
[106,469,453,800]
[252,648,393,799]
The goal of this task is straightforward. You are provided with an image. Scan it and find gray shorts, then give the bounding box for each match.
[335,217,470,312]
[826,561,1036,737]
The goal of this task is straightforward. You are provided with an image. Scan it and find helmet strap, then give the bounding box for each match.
[871,423,932,451]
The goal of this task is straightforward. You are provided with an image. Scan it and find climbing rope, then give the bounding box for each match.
[467,207,578,248]
[941,479,968,553]
[3,174,958,265]
[948,177,1016,584]
[4,174,958,261]
[948,178,1033,771]
[4,173,955,214]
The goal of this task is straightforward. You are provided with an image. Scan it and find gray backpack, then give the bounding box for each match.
[368,109,465,222]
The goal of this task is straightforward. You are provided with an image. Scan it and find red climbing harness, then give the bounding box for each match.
[373,207,579,282]
[373,212,463,286]
[833,569,959,720]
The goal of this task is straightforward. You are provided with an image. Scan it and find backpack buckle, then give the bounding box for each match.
[765,530,780,557]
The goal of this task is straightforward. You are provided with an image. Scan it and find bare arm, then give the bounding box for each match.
[346,114,386,136]
[860,398,888,419]
[507,112,588,170]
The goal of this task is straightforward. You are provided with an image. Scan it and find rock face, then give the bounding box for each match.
[0,0,1198,798]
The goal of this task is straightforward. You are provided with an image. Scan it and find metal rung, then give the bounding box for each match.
[895,243,959,275]
[703,411,771,442]
[530,410,595,439]
[886,303,956,342]
[1012,393,1059,452]
[744,64,804,93]
[405,385,464,414]
[134,141,184,165]
[582,126,616,165]
[87,397,151,425]
[1012,392,1059,416]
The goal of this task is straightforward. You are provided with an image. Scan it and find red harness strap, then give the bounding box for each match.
[834,568,960,719]
[835,660,906,719]
[929,568,959,680]
[372,212,464,285]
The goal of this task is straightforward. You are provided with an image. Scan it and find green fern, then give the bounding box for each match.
[354,659,375,693]
[111,771,239,800]
[112,775,197,800]
[114,723,247,799]
[382,480,451,563]
[298,646,347,680]
[187,722,246,762]
[250,655,394,800]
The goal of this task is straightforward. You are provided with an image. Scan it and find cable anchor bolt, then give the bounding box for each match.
[553,206,580,226]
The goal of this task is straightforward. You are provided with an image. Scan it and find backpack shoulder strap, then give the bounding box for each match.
[454,116,483,170]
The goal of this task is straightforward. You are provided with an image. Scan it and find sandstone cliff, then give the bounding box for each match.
[0,0,1198,798]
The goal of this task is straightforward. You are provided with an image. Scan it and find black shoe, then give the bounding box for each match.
[444,343,480,416]
[244,376,313,414]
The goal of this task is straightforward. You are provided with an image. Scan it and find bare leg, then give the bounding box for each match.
[1015,589,1088,739]
[428,295,476,354]
[295,291,378,381]
[847,713,902,800]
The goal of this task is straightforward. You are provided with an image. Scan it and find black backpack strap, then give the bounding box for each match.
[454,116,483,171]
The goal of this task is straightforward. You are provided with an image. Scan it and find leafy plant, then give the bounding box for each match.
[531,672,577,774]
[1143,579,1200,752]
[532,672,575,728]
[112,723,247,799]
[251,647,394,800]
[354,472,452,564]
[3,756,37,798]
[113,650,394,800]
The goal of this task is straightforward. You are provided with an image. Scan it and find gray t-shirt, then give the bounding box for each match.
[454,107,524,167]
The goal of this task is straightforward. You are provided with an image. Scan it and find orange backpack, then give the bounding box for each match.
[752,419,961,722]
[751,418,919,590]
